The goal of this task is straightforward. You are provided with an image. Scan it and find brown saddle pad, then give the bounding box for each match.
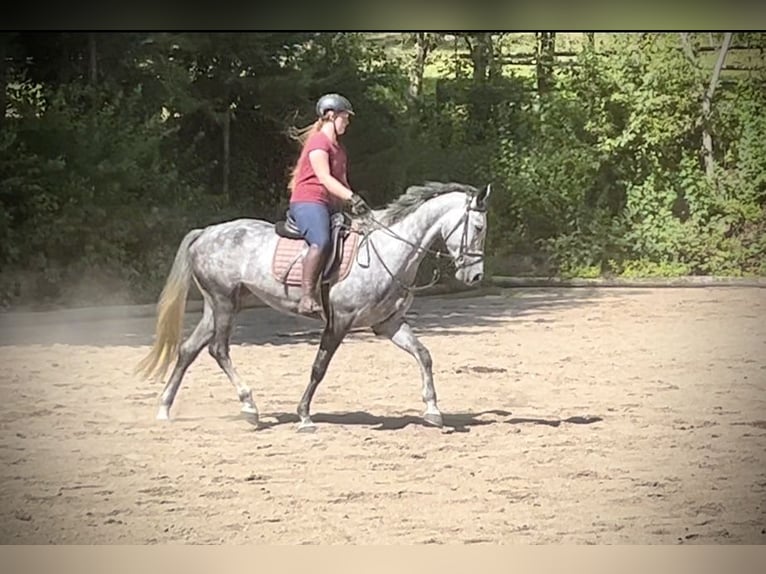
[271,229,361,286]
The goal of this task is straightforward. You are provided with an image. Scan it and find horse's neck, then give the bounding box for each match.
[379,193,461,273]
[398,194,457,245]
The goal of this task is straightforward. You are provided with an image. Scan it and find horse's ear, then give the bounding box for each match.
[476,183,492,208]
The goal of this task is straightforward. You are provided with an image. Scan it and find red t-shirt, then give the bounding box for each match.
[290,131,349,206]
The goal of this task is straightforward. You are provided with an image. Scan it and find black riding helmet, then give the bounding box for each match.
[316,93,355,118]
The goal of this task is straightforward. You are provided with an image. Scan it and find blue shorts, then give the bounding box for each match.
[289,201,334,251]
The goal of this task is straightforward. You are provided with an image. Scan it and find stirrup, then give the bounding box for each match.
[298,296,322,314]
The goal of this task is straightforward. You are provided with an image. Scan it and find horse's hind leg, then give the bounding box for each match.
[157,303,214,421]
[208,293,259,425]
[373,317,443,427]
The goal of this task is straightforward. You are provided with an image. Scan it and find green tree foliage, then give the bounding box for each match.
[0,32,764,308]
[490,33,765,278]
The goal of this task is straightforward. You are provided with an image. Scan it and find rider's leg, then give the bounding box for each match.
[289,201,331,314]
[299,244,325,313]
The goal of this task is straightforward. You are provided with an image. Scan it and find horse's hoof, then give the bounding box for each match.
[156,406,170,421]
[423,411,444,428]
[297,420,317,433]
[241,411,260,427]
[240,404,259,426]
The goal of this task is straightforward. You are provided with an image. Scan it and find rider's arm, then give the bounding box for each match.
[308,149,354,202]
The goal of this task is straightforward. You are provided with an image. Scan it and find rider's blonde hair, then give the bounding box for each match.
[286,116,331,195]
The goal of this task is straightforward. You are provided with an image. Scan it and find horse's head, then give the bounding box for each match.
[440,183,491,286]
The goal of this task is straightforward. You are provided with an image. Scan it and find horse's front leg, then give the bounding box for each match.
[296,317,350,432]
[372,317,442,427]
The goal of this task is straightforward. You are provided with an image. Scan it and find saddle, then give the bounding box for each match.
[272,210,360,287]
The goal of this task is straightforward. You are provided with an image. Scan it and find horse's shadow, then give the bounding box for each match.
[247,409,603,432]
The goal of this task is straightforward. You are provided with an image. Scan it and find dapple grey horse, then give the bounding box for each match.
[135,181,491,432]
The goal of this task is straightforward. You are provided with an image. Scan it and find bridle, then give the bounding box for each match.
[446,194,487,271]
[356,192,487,293]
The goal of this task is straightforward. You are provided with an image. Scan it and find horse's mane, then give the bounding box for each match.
[377,181,479,225]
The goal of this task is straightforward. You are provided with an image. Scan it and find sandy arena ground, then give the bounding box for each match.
[0,286,764,544]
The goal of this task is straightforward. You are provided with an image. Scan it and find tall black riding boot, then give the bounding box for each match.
[298,245,325,315]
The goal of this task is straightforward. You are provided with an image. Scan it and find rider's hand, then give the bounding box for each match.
[348,193,371,216]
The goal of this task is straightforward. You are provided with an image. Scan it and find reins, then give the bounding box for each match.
[353,193,486,294]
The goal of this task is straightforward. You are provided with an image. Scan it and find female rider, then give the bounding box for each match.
[287,93,368,314]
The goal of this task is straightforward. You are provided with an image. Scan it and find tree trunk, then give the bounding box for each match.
[222,106,231,200]
[404,33,430,186]
[680,33,733,181]
[488,33,502,81]
[585,32,595,50]
[407,33,429,105]
[0,37,7,131]
[464,33,494,137]
[701,32,733,180]
[536,32,556,95]
[468,33,492,85]
[88,33,98,85]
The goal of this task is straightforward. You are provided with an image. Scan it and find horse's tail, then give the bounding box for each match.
[134,228,204,382]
